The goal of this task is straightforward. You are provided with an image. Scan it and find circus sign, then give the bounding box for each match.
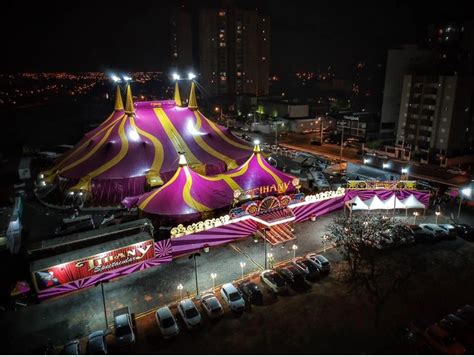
[32,239,155,291]
[233,178,299,201]
[347,180,416,190]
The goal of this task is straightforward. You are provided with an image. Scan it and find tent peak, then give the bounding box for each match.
[124,84,135,115]
[178,154,188,166]
[114,85,124,111]
[174,82,182,107]
[188,81,198,110]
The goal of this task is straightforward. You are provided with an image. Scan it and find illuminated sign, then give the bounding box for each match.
[32,239,155,291]
[347,180,416,190]
[233,178,299,200]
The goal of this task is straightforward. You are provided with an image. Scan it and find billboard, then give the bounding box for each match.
[32,239,155,291]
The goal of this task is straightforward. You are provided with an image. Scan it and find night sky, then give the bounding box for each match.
[2,0,471,74]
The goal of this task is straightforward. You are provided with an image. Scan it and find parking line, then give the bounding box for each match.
[229,243,264,270]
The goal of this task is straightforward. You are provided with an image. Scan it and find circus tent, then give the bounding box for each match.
[132,143,299,219]
[39,82,253,205]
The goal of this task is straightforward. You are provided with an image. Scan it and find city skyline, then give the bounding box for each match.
[2,0,471,74]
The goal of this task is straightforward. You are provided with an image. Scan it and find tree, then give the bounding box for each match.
[326,213,417,327]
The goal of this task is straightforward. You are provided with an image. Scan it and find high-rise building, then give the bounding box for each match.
[171,3,270,96]
[170,8,194,72]
[397,75,474,159]
[379,45,435,140]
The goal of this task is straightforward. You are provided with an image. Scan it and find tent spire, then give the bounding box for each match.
[174,82,182,107]
[124,84,135,115]
[253,140,261,153]
[114,85,124,111]
[178,153,188,166]
[188,81,198,110]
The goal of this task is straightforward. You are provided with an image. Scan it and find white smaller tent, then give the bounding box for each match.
[364,195,386,210]
[345,196,369,211]
[383,194,406,210]
[402,194,426,209]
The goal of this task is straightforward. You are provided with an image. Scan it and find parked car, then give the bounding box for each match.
[306,254,331,274]
[447,167,467,175]
[419,224,448,240]
[155,306,179,339]
[113,307,135,348]
[220,283,245,313]
[438,314,474,350]
[453,224,474,241]
[456,305,474,326]
[237,281,263,305]
[403,224,436,243]
[437,224,458,239]
[200,292,224,319]
[377,153,389,160]
[54,217,95,236]
[260,269,288,294]
[86,330,108,354]
[63,340,81,355]
[423,324,466,354]
[177,299,201,330]
[277,264,308,290]
[292,257,321,281]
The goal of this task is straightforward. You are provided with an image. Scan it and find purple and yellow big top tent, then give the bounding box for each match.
[40,83,253,205]
[133,143,298,220]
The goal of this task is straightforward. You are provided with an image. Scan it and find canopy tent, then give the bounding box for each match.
[345,196,369,211]
[40,83,253,205]
[133,144,298,219]
[364,195,386,210]
[402,194,426,209]
[383,194,406,210]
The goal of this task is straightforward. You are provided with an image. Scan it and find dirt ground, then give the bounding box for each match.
[100,239,474,354]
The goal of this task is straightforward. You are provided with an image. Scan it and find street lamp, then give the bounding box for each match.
[267,253,274,268]
[413,211,419,224]
[457,187,472,220]
[291,244,298,259]
[94,279,110,329]
[322,234,328,252]
[435,210,441,224]
[172,73,180,81]
[188,253,201,298]
[177,283,184,300]
[210,273,217,290]
[239,261,246,280]
[188,72,196,80]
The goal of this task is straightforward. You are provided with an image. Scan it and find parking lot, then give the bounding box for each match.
[68,228,474,355]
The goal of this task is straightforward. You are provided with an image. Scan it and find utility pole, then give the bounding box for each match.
[263,229,268,269]
[188,253,201,298]
[94,280,110,329]
[320,118,324,144]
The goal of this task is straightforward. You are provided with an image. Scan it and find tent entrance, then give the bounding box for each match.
[255,223,296,246]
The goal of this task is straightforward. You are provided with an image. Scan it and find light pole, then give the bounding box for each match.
[267,253,274,269]
[413,211,419,224]
[177,283,183,300]
[457,187,472,220]
[291,244,298,259]
[94,279,110,329]
[188,253,201,298]
[263,229,268,269]
[435,211,441,224]
[210,273,217,290]
[239,261,246,280]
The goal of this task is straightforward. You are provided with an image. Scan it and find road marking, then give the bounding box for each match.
[229,243,264,270]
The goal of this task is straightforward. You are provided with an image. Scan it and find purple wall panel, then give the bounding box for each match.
[37,239,173,300]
